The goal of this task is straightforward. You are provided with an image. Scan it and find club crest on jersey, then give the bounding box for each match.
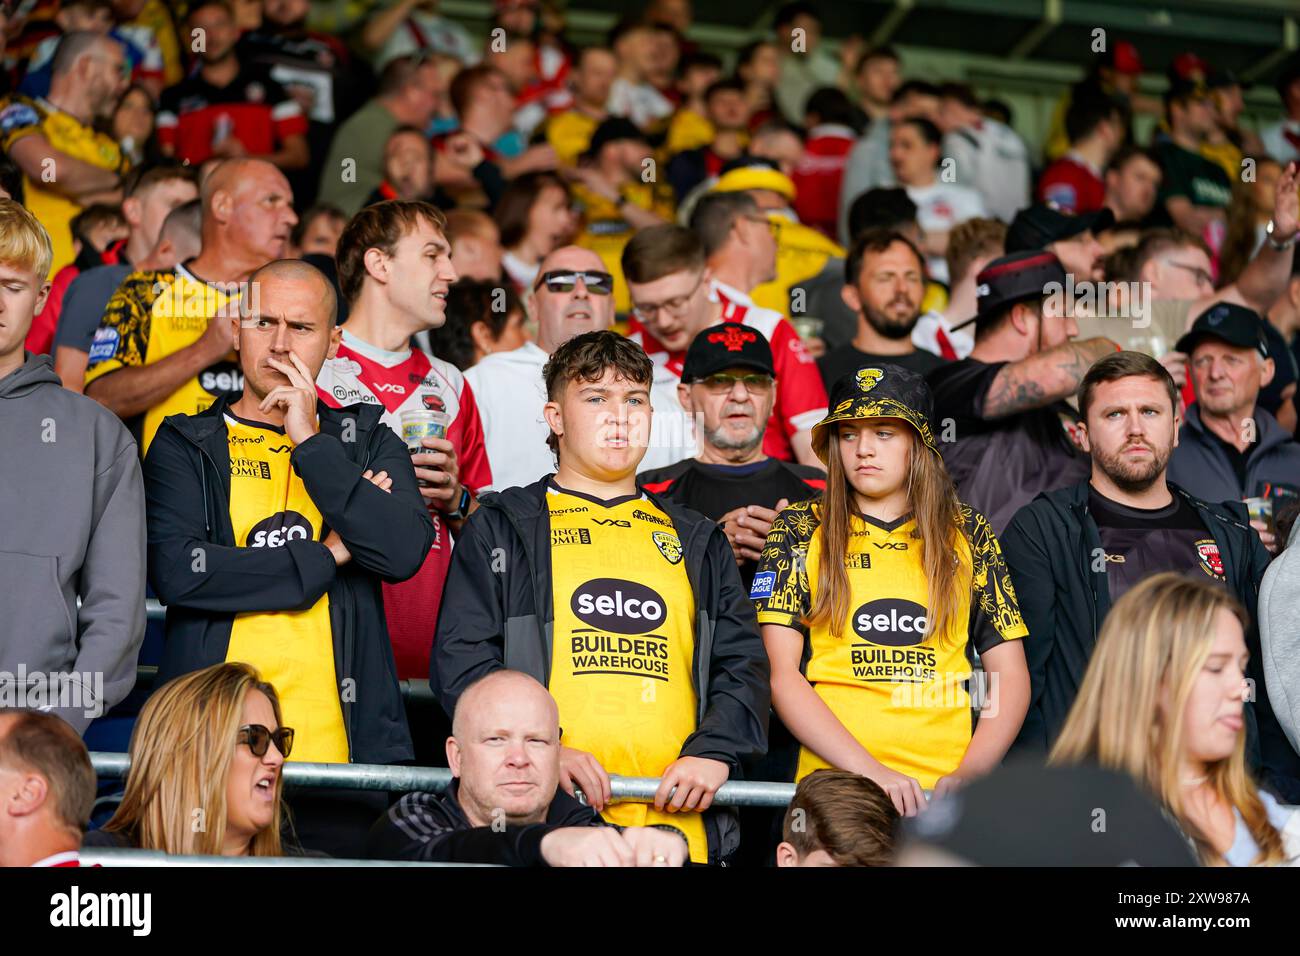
[422,393,446,412]
[856,367,884,393]
[1196,539,1224,577]
[653,531,683,565]
[707,326,757,352]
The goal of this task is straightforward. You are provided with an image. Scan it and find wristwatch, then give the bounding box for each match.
[1266,219,1296,251]
[445,485,472,521]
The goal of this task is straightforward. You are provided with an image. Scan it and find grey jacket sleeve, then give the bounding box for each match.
[66,431,147,732]
[1261,521,1300,755]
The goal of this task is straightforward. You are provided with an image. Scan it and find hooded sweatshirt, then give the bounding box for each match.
[1262,519,1300,757]
[0,353,146,732]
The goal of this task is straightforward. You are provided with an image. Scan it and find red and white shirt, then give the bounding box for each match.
[31,851,86,867]
[316,331,492,679]
[792,124,857,239]
[628,280,828,463]
[1037,152,1106,215]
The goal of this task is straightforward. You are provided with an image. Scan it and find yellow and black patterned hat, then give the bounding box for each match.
[811,363,939,466]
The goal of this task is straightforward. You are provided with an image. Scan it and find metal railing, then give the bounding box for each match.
[90,753,797,808]
[80,848,495,867]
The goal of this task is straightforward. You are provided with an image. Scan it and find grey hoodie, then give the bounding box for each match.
[1262,518,1300,757]
[1169,404,1300,504]
[0,353,145,732]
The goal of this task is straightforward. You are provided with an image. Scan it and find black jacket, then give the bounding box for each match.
[1000,481,1300,794]
[142,392,435,764]
[431,477,771,861]
[367,779,603,864]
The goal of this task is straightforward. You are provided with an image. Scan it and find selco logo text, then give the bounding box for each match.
[572,579,666,634]
[852,598,929,647]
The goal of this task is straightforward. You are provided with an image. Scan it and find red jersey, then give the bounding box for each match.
[157,64,308,166]
[316,333,492,678]
[627,280,828,462]
[1037,154,1105,215]
[792,124,857,239]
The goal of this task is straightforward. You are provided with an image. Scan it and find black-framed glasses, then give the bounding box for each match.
[1165,260,1214,289]
[534,270,614,295]
[630,271,706,322]
[697,372,774,394]
[238,724,295,759]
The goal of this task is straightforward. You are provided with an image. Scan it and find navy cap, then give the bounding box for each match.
[1175,302,1269,359]
[1006,203,1115,254]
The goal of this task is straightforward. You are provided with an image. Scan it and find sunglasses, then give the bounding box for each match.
[697,373,774,394]
[534,270,614,295]
[238,724,295,759]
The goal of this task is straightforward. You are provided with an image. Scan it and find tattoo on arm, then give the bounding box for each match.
[983,340,1111,419]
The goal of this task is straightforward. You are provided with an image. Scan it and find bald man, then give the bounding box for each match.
[368,671,690,866]
[86,158,299,455]
[466,245,617,490]
[142,258,434,854]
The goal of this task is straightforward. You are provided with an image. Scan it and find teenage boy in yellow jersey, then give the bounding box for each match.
[142,260,433,798]
[753,363,1030,817]
[85,158,298,456]
[433,330,770,865]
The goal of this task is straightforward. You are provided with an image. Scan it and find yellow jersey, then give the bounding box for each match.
[665,108,714,156]
[571,179,675,313]
[544,109,600,167]
[84,265,240,456]
[221,412,349,764]
[752,501,1026,786]
[0,94,127,277]
[545,482,707,862]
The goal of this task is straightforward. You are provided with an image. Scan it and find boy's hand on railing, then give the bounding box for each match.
[560,746,611,811]
[654,756,729,813]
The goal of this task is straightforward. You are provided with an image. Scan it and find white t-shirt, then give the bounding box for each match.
[906,181,987,285]
[912,309,974,360]
[942,120,1031,224]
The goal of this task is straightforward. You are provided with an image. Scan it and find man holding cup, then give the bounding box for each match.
[318,200,493,683]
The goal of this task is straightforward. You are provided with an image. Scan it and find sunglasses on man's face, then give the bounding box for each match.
[238,724,294,759]
[534,270,614,295]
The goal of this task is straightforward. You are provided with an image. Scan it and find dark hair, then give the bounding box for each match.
[774,1,820,30]
[121,161,197,200]
[0,153,26,204]
[781,769,899,866]
[186,0,234,21]
[430,278,523,371]
[622,223,705,284]
[804,86,860,131]
[69,203,125,248]
[688,190,758,258]
[845,228,925,285]
[705,77,747,102]
[892,79,941,105]
[1077,350,1179,420]
[938,81,979,110]
[450,64,505,116]
[0,710,95,836]
[378,53,435,97]
[606,14,650,48]
[1131,227,1211,279]
[291,203,347,248]
[679,51,723,77]
[493,171,570,249]
[855,45,899,73]
[542,331,653,455]
[736,39,775,73]
[335,200,448,304]
[982,97,1013,125]
[1106,144,1161,177]
[1065,88,1126,143]
[847,186,917,240]
[896,115,943,149]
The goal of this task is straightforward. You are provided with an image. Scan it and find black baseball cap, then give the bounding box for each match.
[583,117,647,159]
[1006,203,1115,254]
[951,250,1066,333]
[1175,301,1269,359]
[811,363,938,465]
[898,762,1197,866]
[681,323,776,381]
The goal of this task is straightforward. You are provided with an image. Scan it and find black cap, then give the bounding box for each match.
[583,117,647,159]
[1206,68,1249,92]
[951,250,1066,333]
[1006,203,1115,254]
[680,323,776,381]
[898,763,1197,866]
[1175,302,1269,359]
[811,363,938,465]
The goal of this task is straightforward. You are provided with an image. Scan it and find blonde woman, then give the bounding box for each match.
[83,662,294,857]
[1052,572,1299,866]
